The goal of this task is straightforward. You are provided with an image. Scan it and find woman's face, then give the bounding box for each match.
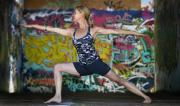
[72,9,84,23]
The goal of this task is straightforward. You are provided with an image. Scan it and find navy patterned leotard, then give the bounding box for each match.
[72,27,100,65]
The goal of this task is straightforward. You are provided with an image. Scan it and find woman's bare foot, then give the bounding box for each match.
[143,96,152,104]
[44,96,62,104]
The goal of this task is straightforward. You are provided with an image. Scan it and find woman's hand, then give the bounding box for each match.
[21,24,73,37]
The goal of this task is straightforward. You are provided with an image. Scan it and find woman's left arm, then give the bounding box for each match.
[94,26,143,36]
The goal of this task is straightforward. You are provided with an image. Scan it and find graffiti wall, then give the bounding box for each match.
[21,1,155,93]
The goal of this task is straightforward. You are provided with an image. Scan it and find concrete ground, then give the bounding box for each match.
[0,91,180,106]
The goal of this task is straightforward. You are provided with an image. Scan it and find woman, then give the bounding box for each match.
[23,5,151,104]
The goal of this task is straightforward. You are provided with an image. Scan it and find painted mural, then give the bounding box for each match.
[21,2,154,93]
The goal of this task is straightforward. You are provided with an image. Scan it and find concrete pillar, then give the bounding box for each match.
[0,0,24,93]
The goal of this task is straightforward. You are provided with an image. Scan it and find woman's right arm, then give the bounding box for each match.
[22,24,73,37]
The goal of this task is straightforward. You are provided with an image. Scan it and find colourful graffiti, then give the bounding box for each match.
[22,7,155,93]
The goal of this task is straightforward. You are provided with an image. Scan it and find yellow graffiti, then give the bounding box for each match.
[23,33,111,67]
[23,34,77,67]
[95,38,111,63]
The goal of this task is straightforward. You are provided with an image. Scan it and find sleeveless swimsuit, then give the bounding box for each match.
[72,27,110,76]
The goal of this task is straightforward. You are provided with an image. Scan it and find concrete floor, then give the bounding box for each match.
[0,91,180,106]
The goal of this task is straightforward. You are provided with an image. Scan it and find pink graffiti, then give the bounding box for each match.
[143,35,153,48]
[114,37,135,51]
[97,78,106,86]
[46,14,64,27]
[114,42,135,51]
[27,14,64,33]
[142,8,153,20]
[92,12,132,28]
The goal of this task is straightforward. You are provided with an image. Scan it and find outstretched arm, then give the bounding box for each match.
[22,24,73,37]
[94,26,143,36]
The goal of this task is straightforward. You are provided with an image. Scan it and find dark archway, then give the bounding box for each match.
[155,0,180,92]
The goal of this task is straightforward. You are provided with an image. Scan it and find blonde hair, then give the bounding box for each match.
[75,5,93,27]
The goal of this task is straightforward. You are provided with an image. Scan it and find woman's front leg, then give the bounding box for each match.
[44,63,80,104]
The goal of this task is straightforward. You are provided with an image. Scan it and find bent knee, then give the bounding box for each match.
[54,64,64,72]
